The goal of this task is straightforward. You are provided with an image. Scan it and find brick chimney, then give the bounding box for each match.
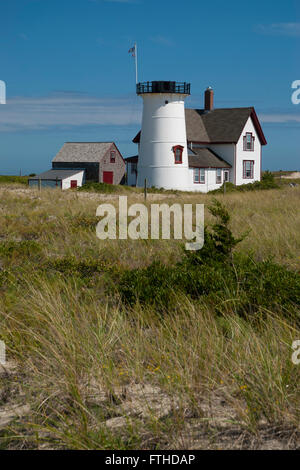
[204,87,214,111]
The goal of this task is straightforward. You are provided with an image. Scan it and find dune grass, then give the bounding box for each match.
[0,183,299,449]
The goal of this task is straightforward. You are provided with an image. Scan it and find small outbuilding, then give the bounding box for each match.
[52,142,125,184]
[28,169,85,190]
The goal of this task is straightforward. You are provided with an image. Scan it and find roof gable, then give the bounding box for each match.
[133,107,267,146]
[185,107,267,145]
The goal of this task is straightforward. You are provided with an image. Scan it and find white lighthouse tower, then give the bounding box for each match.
[136,81,191,190]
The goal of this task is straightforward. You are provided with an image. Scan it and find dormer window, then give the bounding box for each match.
[173,145,184,164]
[110,151,116,163]
[243,132,255,151]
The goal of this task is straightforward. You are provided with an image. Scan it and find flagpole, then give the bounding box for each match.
[135,43,138,84]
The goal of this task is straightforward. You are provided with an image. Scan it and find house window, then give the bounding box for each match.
[173,145,184,164]
[194,168,205,184]
[131,162,137,174]
[110,151,116,163]
[200,168,205,183]
[224,170,229,182]
[243,132,255,151]
[243,160,254,179]
[194,169,199,183]
[216,168,222,184]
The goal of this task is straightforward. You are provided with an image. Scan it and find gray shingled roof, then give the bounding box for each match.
[52,142,113,163]
[29,169,84,181]
[185,108,255,143]
[188,148,231,168]
[133,107,266,145]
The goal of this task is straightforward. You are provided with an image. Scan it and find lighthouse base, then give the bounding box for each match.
[136,166,190,191]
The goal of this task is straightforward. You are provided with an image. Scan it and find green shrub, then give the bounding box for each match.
[211,172,279,194]
[119,261,175,308]
[117,201,300,321]
[0,240,41,258]
[45,256,106,278]
[78,182,123,193]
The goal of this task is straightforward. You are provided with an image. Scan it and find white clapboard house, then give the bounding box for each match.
[126,82,267,192]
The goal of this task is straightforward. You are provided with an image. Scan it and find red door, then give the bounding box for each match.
[103,171,113,184]
[70,180,77,189]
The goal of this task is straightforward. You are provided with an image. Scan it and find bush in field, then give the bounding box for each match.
[212,171,279,194]
[118,200,300,321]
[78,182,125,193]
[0,240,41,259]
[45,256,106,278]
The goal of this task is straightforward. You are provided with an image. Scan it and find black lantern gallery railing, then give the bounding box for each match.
[136,81,191,95]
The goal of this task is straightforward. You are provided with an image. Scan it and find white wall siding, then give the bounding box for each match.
[188,167,227,192]
[235,116,261,185]
[61,171,85,190]
[137,93,190,190]
[188,167,207,192]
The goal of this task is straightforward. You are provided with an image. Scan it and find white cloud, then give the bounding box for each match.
[259,113,300,123]
[1,92,299,133]
[0,92,142,132]
[255,22,300,37]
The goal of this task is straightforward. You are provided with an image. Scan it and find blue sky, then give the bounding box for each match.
[0,0,299,174]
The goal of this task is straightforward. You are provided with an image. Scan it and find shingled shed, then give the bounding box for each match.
[52,142,125,184]
[29,169,85,190]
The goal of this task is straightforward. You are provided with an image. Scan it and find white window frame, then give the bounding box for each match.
[194,168,205,184]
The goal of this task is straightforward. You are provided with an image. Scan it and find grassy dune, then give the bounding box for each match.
[0,184,299,449]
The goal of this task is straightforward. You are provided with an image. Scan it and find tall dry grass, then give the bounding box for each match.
[0,184,299,449]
